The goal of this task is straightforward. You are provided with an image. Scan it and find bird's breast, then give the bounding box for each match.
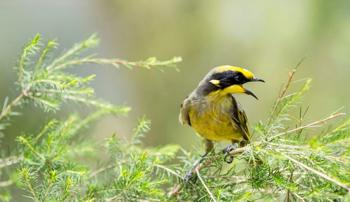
[188,97,243,141]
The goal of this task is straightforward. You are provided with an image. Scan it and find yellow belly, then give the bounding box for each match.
[189,102,243,142]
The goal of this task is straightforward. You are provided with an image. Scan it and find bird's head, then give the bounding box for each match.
[198,65,264,99]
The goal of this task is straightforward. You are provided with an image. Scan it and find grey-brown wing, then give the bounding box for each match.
[231,96,251,142]
[179,97,191,126]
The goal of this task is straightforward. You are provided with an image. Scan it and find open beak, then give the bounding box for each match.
[244,77,264,99]
[244,88,259,100]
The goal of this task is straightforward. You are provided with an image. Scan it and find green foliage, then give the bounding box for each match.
[94,120,180,201]
[1,35,350,201]
[0,34,181,201]
[15,111,179,201]
[0,33,181,129]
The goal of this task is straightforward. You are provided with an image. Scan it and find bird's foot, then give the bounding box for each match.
[183,154,208,183]
[184,169,197,183]
[222,143,238,164]
[222,143,238,154]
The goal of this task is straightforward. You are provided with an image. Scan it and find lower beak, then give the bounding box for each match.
[244,89,259,100]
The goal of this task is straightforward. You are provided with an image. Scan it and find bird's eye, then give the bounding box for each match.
[233,73,248,84]
[234,74,243,82]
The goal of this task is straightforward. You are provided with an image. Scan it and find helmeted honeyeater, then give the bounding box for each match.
[179,65,264,165]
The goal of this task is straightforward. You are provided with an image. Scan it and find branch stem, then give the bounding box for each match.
[0,180,13,187]
[195,168,218,202]
[281,153,350,192]
[268,112,345,141]
[0,92,25,122]
[266,57,305,129]
[0,155,23,169]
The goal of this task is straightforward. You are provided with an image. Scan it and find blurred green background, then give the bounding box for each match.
[1,0,350,150]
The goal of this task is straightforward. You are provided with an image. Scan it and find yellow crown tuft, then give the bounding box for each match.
[214,65,254,80]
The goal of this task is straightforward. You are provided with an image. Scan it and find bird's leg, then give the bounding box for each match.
[184,139,213,182]
[222,140,239,164]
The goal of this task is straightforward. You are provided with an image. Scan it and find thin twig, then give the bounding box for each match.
[284,170,294,202]
[155,164,183,179]
[105,195,120,202]
[89,164,114,178]
[0,155,23,169]
[168,184,182,198]
[228,146,248,155]
[195,167,218,202]
[281,153,350,192]
[267,58,305,127]
[210,179,248,188]
[0,180,13,187]
[0,93,25,121]
[25,178,40,202]
[292,193,305,202]
[269,112,345,141]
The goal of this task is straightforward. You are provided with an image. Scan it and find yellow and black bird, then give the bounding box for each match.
[179,65,264,175]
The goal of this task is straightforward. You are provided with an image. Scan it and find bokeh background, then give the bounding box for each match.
[1,0,350,151]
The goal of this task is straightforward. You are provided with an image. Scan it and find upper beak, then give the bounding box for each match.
[251,77,265,82]
[244,88,259,100]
